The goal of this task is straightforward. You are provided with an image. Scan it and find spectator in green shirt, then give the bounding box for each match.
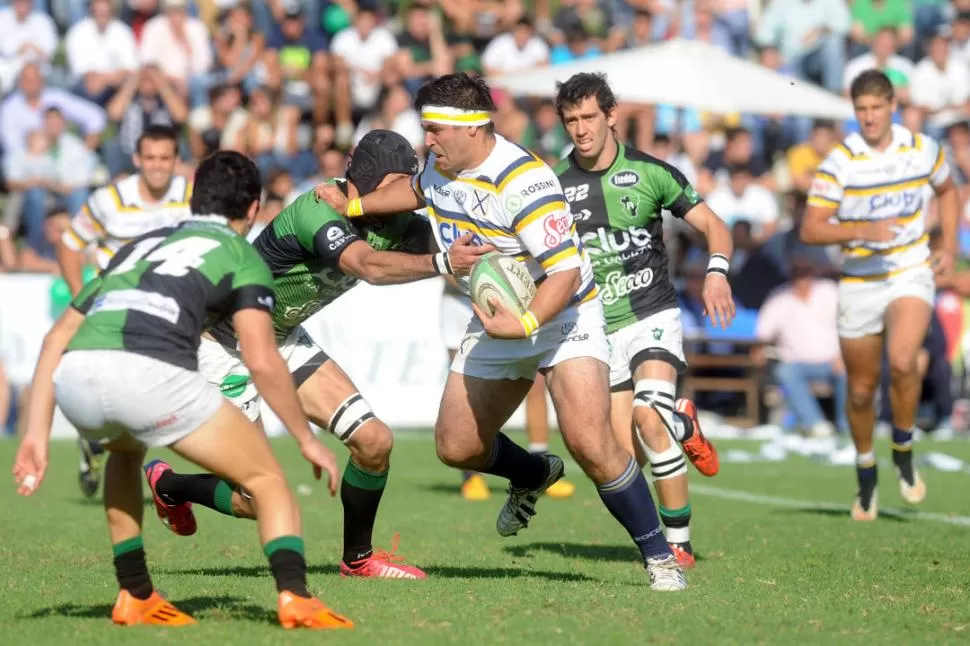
[850,0,914,57]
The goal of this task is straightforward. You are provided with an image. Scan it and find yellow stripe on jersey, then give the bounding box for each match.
[539,246,579,270]
[513,200,567,233]
[840,260,930,283]
[65,227,86,247]
[496,158,546,193]
[843,176,929,197]
[841,233,928,257]
[182,181,193,202]
[814,170,838,184]
[931,146,945,177]
[429,208,514,239]
[433,164,497,194]
[808,196,840,208]
[81,204,106,236]
[109,184,144,213]
[836,143,868,160]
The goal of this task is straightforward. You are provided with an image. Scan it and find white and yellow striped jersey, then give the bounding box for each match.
[413,134,597,305]
[808,124,949,281]
[62,174,193,269]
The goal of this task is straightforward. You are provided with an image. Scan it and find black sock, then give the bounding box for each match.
[676,411,695,442]
[264,536,310,598]
[597,458,671,562]
[113,537,153,600]
[481,433,549,490]
[156,471,237,517]
[340,460,387,565]
[856,464,878,510]
[891,426,915,485]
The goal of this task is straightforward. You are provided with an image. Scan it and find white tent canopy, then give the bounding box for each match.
[487,39,855,120]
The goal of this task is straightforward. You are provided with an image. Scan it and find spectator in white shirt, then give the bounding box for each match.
[330,7,399,116]
[139,0,214,103]
[481,17,550,76]
[0,0,57,95]
[66,0,139,105]
[842,27,915,105]
[352,83,424,155]
[705,164,780,243]
[912,28,970,137]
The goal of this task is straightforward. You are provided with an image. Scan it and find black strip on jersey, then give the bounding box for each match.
[291,351,329,389]
[231,284,275,315]
[630,348,687,376]
[311,222,361,269]
[397,217,434,254]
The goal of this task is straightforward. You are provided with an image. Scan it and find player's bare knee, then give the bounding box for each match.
[888,353,919,382]
[848,383,877,410]
[347,421,393,472]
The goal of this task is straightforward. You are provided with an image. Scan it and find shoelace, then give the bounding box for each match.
[367,533,410,565]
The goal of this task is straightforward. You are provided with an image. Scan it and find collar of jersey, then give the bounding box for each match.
[189,214,231,226]
[571,141,623,177]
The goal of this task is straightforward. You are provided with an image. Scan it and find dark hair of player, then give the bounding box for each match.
[554,72,617,120]
[190,151,262,221]
[414,73,496,134]
[136,124,179,154]
[850,69,894,102]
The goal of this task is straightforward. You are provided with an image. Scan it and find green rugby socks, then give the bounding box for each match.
[340,460,388,565]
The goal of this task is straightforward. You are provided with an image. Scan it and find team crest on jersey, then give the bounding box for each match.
[620,195,639,218]
[652,327,663,340]
[472,190,488,217]
[505,194,523,214]
[610,171,640,188]
[684,185,701,204]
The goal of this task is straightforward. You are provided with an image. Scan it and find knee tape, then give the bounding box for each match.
[632,379,687,481]
[328,393,376,443]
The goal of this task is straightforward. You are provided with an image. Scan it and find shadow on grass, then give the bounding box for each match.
[776,506,907,523]
[415,483,465,496]
[161,564,593,583]
[21,595,276,624]
[504,542,708,564]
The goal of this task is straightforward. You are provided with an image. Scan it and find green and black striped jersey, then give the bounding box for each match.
[554,144,703,333]
[68,215,275,371]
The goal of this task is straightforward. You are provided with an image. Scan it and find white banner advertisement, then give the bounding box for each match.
[0,274,531,439]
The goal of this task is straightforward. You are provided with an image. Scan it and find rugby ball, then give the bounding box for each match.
[470,252,536,316]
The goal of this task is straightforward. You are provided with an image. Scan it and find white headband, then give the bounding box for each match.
[420,105,492,127]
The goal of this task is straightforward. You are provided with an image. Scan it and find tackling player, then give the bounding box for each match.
[56,124,192,500]
[142,131,489,579]
[553,73,730,568]
[801,69,959,520]
[12,151,350,630]
[318,73,688,590]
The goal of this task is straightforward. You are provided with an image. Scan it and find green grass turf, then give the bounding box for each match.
[1,433,969,645]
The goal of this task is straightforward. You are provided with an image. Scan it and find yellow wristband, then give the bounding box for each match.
[519,310,539,336]
[347,198,364,217]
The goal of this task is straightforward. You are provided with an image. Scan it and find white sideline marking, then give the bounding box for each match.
[689,484,970,528]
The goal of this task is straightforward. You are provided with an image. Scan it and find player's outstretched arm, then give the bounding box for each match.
[316,175,425,218]
[234,308,339,493]
[13,307,85,495]
[337,234,493,284]
[684,203,736,329]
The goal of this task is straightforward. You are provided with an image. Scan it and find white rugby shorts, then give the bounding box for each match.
[440,290,474,352]
[608,308,687,390]
[838,265,935,339]
[451,298,610,381]
[197,326,328,422]
[54,350,224,448]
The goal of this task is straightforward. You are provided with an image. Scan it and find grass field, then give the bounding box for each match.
[1,432,969,645]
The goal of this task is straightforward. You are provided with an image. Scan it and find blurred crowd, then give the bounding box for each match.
[3,0,970,435]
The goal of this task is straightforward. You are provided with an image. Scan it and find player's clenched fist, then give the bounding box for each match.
[447,234,494,277]
[315,183,349,215]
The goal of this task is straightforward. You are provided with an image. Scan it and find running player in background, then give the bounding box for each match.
[318,73,687,590]
[56,124,192,499]
[13,151,349,630]
[553,73,730,568]
[801,69,960,521]
[144,131,488,579]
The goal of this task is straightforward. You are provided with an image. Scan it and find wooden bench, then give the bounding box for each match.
[682,340,765,428]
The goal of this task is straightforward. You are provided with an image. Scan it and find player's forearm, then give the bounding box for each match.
[799,210,862,245]
[688,206,733,260]
[56,242,86,296]
[353,251,438,285]
[247,352,315,446]
[936,183,961,254]
[357,176,424,216]
[530,269,580,326]
[25,312,81,439]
